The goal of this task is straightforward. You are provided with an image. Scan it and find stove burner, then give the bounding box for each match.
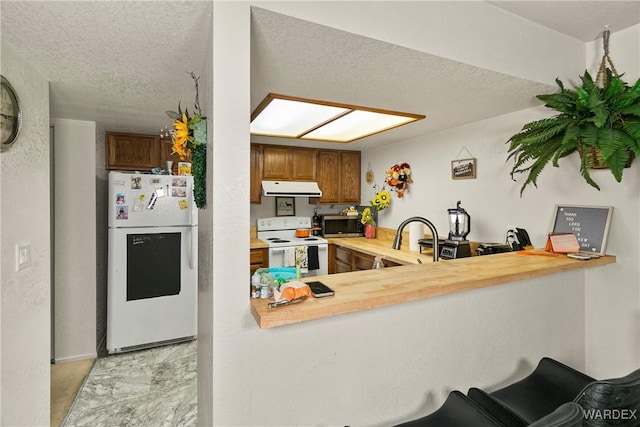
[271,239,290,243]
[266,238,280,241]
[304,238,318,241]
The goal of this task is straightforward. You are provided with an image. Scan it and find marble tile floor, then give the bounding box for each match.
[63,340,197,427]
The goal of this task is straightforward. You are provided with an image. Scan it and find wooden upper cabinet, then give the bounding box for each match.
[250,144,360,205]
[261,145,318,181]
[292,148,317,181]
[262,145,292,180]
[340,151,361,204]
[106,132,160,170]
[250,145,262,203]
[316,151,342,204]
[317,150,361,204]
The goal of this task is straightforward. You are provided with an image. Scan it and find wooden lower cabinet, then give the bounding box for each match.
[250,248,269,276]
[329,244,400,273]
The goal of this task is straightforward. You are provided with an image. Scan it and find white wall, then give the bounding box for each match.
[0,45,51,426]
[197,4,215,424]
[204,3,625,426]
[254,1,585,85]
[583,24,640,377]
[51,118,97,362]
[361,25,640,378]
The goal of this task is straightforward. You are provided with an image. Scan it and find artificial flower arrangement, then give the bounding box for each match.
[385,162,413,198]
[360,189,391,226]
[161,72,207,208]
[167,107,205,160]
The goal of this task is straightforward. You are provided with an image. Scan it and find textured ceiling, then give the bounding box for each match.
[489,1,640,42]
[0,1,212,135]
[1,1,638,149]
[250,7,553,150]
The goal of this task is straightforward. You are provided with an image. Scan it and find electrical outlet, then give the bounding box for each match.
[15,244,31,271]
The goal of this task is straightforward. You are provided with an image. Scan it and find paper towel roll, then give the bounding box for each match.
[409,222,424,252]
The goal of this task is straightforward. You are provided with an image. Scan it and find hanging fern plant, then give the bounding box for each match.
[507,29,640,195]
[507,69,640,195]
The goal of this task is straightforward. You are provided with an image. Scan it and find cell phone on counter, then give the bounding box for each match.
[307,281,335,298]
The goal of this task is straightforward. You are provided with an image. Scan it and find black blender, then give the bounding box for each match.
[440,201,472,259]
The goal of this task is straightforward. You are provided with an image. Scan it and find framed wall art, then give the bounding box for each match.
[275,197,295,217]
[451,158,476,180]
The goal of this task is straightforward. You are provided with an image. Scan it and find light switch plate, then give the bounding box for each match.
[16,244,31,271]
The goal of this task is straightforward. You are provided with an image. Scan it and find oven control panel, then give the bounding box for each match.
[257,216,312,232]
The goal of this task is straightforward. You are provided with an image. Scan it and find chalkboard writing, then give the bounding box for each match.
[550,205,613,255]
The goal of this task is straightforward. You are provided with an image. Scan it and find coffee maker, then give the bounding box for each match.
[440,201,472,259]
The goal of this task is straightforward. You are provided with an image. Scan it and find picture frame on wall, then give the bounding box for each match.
[275,197,295,217]
[451,158,477,180]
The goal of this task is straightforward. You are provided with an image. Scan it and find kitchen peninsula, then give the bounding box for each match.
[251,232,615,329]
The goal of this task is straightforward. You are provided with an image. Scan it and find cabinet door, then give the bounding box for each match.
[353,252,375,271]
[340,151,361,204]
[106,132,160,170]
[262,146,292,180]
[250,145,262,203]
[292,148,317,181]
[334,259,352,274]
[316,151,341,203]
[334,246,352,265]
[160,138,192,175]
[250,248,268,276]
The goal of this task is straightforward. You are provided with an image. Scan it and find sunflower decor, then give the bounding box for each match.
[161,72,207,208]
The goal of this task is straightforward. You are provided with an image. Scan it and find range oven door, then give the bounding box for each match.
[269,244,328,276]
[107,225,197,353]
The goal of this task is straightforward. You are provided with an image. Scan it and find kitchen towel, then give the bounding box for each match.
[284,248,296,267]
[295,246,308,273]
[409,222,424,252]
[307,246,319,271]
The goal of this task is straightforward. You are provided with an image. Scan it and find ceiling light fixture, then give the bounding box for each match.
[250,93,425,143]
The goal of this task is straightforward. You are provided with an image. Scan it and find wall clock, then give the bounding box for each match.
[0,75,23,151]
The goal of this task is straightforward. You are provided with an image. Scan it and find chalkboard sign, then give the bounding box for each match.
[549,205,613,255]
[127,232,181,301]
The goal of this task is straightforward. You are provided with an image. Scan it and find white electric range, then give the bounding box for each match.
[256,216,329,276]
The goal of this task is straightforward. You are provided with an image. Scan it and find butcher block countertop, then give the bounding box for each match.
[250,239,615,329]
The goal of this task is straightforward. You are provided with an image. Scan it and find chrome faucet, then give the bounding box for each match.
[392,217,440,262]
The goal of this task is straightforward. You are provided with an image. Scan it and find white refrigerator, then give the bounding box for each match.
[107,171,197,353]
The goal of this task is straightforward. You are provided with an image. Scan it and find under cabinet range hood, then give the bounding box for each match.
[262,180,323,197]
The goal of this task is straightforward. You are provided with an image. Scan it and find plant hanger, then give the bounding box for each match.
[596,26,618,87]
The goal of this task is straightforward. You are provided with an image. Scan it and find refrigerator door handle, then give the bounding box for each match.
[188,227,196,270]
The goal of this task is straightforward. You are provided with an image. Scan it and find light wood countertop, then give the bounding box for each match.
[250,226,269,249]
[250,238,268,250]
[251,245,615,329]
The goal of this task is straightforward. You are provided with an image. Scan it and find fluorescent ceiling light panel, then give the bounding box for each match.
[302,110,416,142]
[250,93,425,143]
[250,98,349,136]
